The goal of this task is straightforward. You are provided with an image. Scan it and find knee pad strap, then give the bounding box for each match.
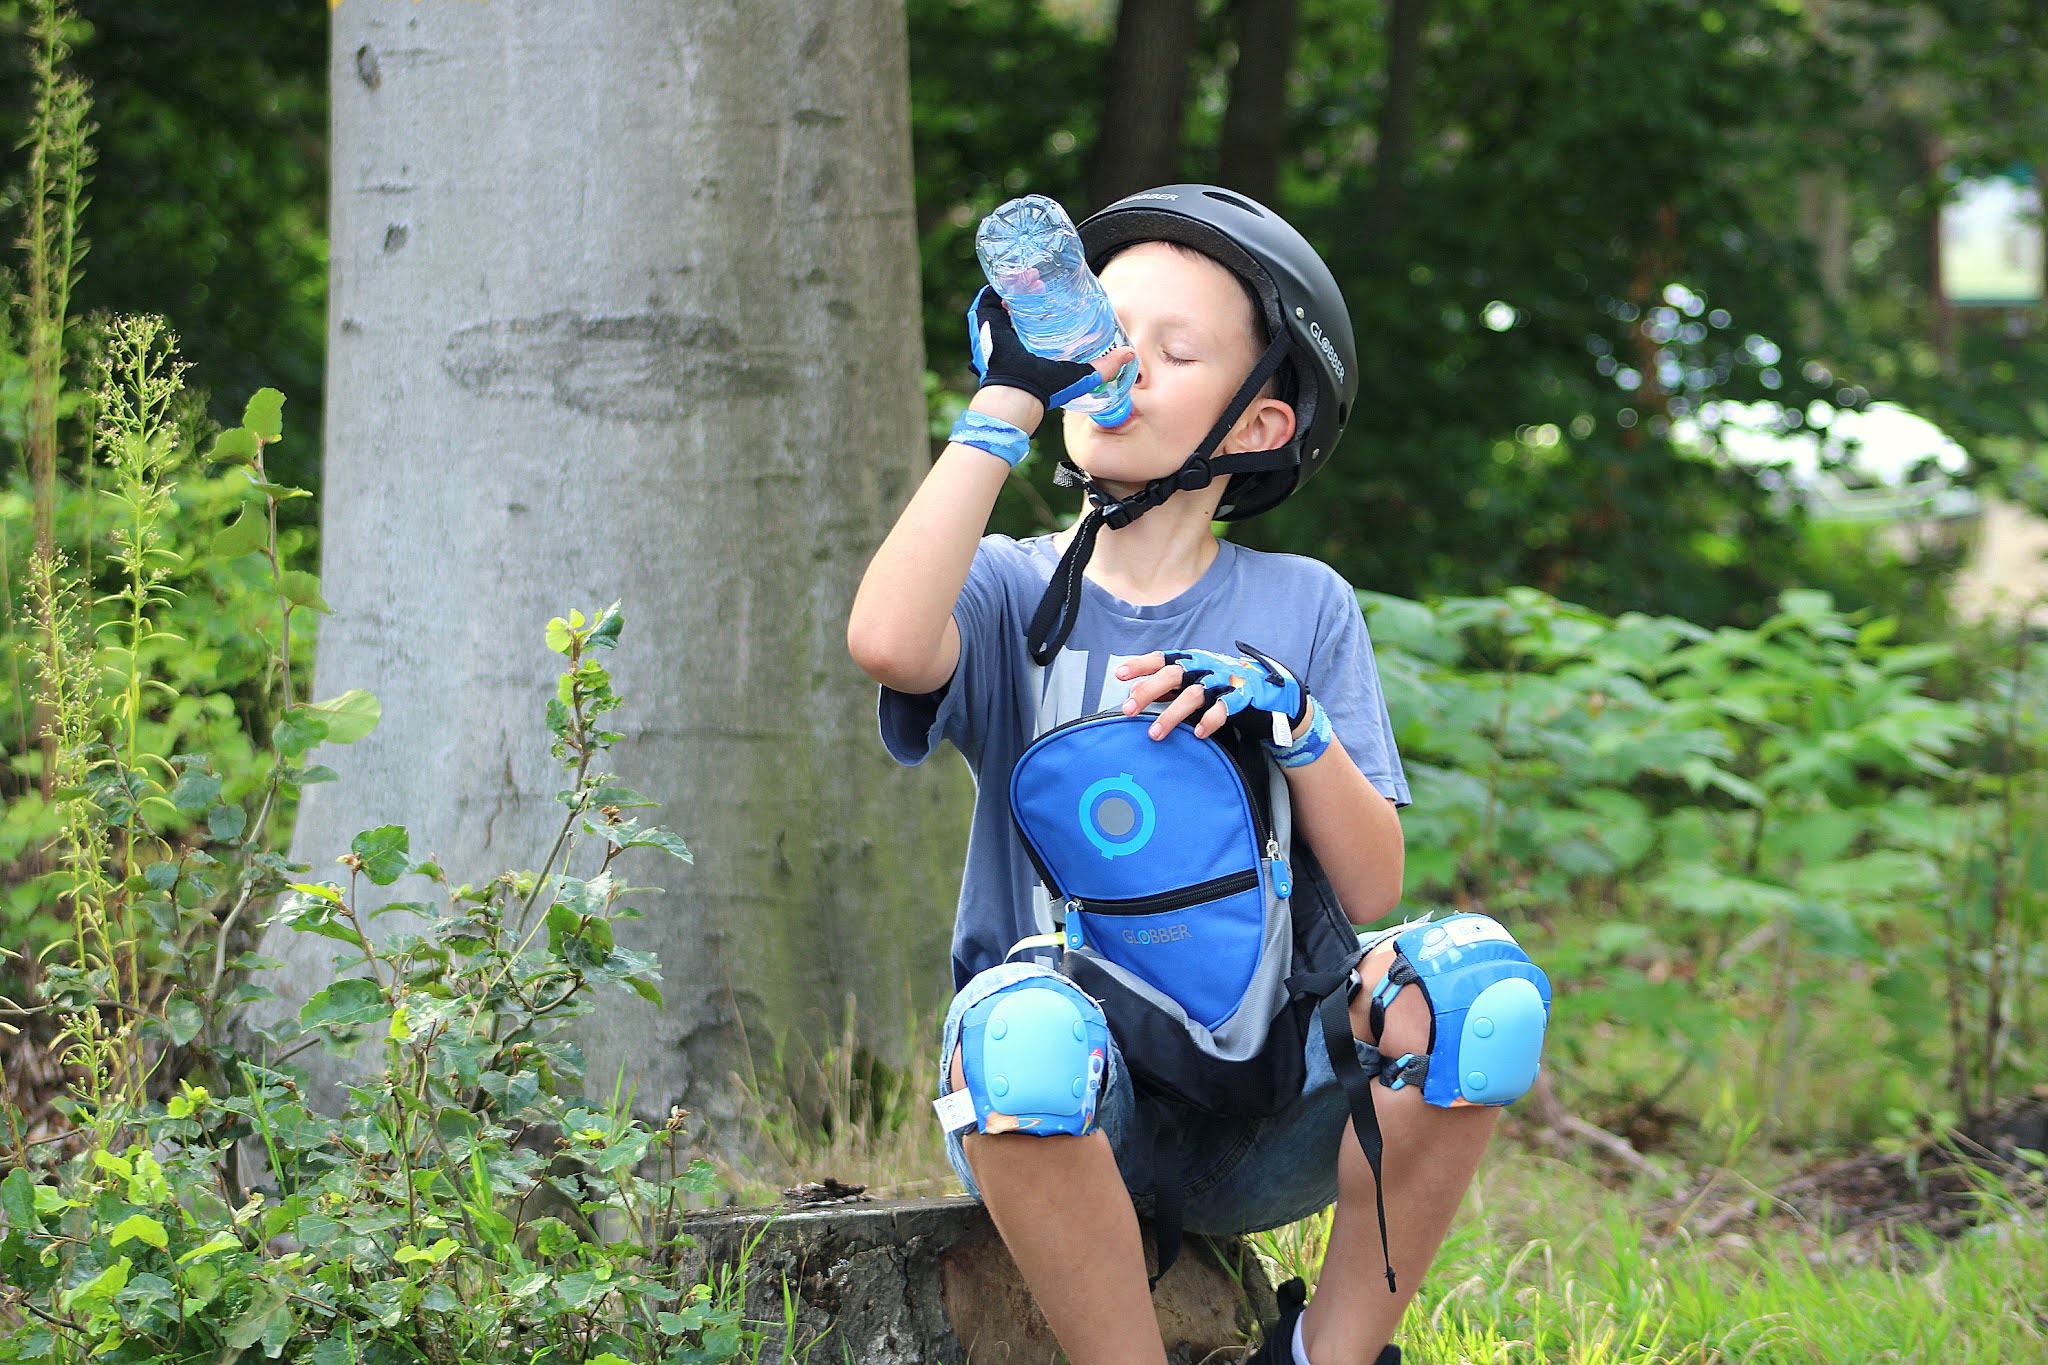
[946,974,1109,1137]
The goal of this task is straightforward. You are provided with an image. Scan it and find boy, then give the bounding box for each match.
[848,186,1541,1365]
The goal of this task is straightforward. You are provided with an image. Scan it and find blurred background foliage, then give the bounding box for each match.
[2,0,2045,628]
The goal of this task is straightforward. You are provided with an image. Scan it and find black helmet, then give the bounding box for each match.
[1077,184,1358,520]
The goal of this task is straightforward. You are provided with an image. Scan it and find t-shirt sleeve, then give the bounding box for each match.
[1304,566,1412,807]
[877,537,1012,767]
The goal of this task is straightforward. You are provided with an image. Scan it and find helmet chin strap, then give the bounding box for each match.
[1025,329,1297,666]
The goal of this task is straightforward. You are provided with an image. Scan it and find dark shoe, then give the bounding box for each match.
[1245,1276,1308,1365]
[1246,1276,1403,1364]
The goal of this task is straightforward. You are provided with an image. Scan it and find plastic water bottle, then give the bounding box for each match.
[974,195,1137,427]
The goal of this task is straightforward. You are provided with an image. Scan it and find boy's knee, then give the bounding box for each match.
[1349,940,1430,1058]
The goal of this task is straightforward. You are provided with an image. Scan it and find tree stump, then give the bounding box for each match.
[678,1196,1279,1363]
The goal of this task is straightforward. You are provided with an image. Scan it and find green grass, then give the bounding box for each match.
[1248,1152,2048,1364]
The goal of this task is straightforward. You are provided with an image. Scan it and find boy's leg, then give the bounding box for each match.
[950,1046,1170,1365]
[1301,940,1499,1364]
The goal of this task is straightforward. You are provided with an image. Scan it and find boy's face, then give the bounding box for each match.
[1063,241,1296,495]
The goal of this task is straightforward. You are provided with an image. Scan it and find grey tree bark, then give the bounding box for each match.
[1217,0,1299,208]
[263,0,967,1132]
[1086,0,1199,211]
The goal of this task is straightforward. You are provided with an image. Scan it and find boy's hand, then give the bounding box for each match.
[1116,643,1310,745]
[967,286,1134,424]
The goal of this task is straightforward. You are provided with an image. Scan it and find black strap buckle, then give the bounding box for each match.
[1173,456,1213,491]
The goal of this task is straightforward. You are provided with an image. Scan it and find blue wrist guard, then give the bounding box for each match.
[1267,697,1334,768]
[949,409,1031,467]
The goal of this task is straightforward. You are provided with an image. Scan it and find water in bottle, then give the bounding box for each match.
[974,195,1137,427]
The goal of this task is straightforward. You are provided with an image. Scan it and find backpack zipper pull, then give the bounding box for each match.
[1063,899,1086,951]
[1265,837,1293,900]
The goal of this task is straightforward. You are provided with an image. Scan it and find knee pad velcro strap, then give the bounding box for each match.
[952,975,1109,1137]
[1382,913,1551,1109]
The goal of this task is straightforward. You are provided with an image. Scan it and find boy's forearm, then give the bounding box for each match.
[847,388,1043,693]
[1283,735,1406,925]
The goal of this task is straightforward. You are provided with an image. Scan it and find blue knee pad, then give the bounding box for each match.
[1365,913,1551,1108]
[951,974,1109,1137]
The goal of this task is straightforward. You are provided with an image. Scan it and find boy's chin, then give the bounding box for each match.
[1066,445,1184,492]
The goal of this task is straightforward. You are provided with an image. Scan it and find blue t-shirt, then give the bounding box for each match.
[880,533,1410,990]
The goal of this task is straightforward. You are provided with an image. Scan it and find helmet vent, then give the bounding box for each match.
[1202,189,1264,216]
[1337,401,1349,427]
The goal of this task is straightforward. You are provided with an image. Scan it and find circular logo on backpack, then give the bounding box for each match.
[1078,773,1156,860]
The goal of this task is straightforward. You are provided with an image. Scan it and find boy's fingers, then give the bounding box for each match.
[1192,698,1232,740]
[1116,652,1169,680]
[1119,661,1183,714]
[1148,683,1211,740]
[1092,346,1136,381]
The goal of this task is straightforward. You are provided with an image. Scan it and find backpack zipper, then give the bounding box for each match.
[1075,867,1260,916]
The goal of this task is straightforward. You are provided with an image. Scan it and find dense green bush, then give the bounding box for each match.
[1368,585,2045,1143]
[0,334,751,1360]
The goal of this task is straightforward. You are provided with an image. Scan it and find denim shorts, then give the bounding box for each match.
[937,960,1370,1236]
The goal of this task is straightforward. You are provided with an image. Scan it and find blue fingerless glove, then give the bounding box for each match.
[1162,642,1327,763]
[967,286,1108,411]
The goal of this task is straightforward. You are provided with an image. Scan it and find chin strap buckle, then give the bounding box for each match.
[1174,456,1213,491]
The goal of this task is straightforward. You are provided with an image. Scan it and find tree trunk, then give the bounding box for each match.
[1086,0,1200,211]
[1364,0,1429,249]
[1217,0,1298,207]
[264,0,968,1132]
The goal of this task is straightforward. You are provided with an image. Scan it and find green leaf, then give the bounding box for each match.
[175,1231,240,1264]
[350,825,412,885]
[585,785,657,809]
[301,689,381,744]
[273,709,329,757]
[300,978,391,1031]
[143,861,180,891]
[279,570,331,614]
[211,503,270,559]
[242,388,286,440]
[164,996,204,1047]
[393,1236,459,1265]
[625,976,664,1007]
[621,827,693,863]
[110,1214,169,1251]
[307,1339,356,1365]
[587,603,624,649]
[225,1284,289,1350]
[208,804,248,841]
[170,768,221,814]
[61,1257,131,1316]
[207,427,259,464]
[545,609,585,654]
[2,1168,41,1233]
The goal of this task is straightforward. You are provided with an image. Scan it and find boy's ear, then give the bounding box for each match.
[1224,395,1298,455]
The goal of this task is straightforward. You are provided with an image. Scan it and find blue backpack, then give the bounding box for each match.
[1007,710,1360,1120]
